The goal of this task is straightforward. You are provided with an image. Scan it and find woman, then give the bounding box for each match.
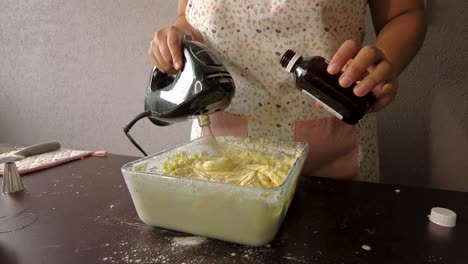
[148,0,427,182]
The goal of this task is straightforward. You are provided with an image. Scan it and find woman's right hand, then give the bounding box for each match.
[148,25,203,74]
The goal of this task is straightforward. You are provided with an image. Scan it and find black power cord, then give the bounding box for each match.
[123,110,152,156]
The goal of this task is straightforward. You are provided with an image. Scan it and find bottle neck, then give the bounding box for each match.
[285,53,303,73]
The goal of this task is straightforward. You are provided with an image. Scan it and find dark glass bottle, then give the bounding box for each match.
[280,50,376,125]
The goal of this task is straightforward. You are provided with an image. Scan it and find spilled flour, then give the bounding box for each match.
[95,217,289,264]
[172,236,207,246]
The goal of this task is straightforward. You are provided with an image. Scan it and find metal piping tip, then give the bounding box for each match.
[197,114,211,127]
[2,162,24,194]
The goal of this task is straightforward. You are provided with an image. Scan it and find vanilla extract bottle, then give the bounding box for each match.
[280,49,376,125]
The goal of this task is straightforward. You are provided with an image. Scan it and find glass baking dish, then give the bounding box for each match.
[121,136,308,246]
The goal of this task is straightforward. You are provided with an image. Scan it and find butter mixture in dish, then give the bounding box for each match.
[124,136,308,246]
[147,137,301,188]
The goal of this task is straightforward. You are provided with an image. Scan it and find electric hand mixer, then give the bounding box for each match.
[124,35,236,156]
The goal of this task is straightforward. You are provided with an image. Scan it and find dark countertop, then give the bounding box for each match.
[0,154,467,264]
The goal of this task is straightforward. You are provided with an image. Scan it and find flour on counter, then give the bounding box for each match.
[172,236,207,246]
[282,256,308,263]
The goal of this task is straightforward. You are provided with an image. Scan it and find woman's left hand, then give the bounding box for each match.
[324,39,399,112]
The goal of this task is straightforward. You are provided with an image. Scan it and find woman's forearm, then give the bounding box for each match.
[374,9,427,76]
[369,0,427,76]
[174,0,202,39]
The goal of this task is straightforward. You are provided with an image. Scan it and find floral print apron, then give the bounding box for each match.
[186,0,379,182]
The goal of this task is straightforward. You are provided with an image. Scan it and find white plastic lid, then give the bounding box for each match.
[429,207,457,227]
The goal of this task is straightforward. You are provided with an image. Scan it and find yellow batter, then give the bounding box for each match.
[161,147,297,188]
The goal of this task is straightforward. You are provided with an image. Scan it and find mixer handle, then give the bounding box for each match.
[150,66,176,92]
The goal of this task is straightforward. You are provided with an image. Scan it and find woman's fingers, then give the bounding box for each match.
[319,39,399,112]
[339,45,385,88]
[150,31,173,72]
[342,59,353,72]
[148,39,158,65]
[354,60,393,96]
[166,26,184,70]
[371,82,385,97]
[153,45,172,72]
[327,40,361,75]
[149,40,171,72]
[371,80,399,112]
[148,26,187,73]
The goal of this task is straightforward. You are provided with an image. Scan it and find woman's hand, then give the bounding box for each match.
[149,1,204,73]
[322,39,399,112]
[148,24,203,74]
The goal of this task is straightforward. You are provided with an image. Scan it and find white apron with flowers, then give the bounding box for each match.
[187,0,379,182]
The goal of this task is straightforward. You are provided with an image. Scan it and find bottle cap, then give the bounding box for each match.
[429,207,456,227]
[280,50,302,73]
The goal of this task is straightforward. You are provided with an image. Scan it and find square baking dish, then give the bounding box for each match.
[121,136,308,246]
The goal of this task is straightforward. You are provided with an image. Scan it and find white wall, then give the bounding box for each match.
[0,0,191,158]
[1,0,467,191]
[363,0,468,191]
